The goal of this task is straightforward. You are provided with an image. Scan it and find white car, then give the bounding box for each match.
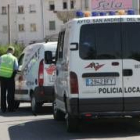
[15,42,57,114]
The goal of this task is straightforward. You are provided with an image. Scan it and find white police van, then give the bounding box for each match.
[15,42,57,114]
[50,10,140,132]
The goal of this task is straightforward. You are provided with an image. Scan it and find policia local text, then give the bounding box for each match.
[99,87,140,94]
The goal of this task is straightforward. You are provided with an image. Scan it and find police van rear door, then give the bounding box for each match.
[122,16,140,111]
[78,17,124,113]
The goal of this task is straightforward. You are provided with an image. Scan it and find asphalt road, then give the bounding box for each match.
[0,103,140,140]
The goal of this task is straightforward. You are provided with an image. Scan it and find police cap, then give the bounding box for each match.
[7,46,15,52]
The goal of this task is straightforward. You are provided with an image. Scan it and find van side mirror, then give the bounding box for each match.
[45,51,53,64]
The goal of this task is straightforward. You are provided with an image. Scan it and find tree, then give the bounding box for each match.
[0,44,24,58]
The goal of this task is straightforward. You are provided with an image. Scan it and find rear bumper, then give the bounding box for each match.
[15,86,54,102]
[67,97,140,118]
[80,111,140,119]
[34,86,54,103]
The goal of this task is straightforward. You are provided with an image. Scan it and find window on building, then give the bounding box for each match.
[18,6,24,14]
[19,24,25,32]
[70,0,75,9]
[49,1,55,11]
[49,21,55,30]
[63,0,67,9]
[2,6,7,14]
[29,4,36,13]
[2,26,8,33]
[30,23,36,32]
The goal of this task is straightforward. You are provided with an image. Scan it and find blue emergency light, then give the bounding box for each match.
[109,11,116,15]
[76,11,84,17]
[92,12,98,16]
[100,12,106,16]
[127,9,135,15]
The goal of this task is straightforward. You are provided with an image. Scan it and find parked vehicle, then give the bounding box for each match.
[15,42,57,114]
[50,11,140,132]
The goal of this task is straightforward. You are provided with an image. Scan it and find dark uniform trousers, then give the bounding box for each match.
[1,77,15,112]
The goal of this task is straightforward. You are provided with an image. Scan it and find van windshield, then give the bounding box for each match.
[79,22,140,60]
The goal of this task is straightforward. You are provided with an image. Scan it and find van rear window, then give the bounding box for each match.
[79,23,122,60]
[79,22,140,61]
[122,22,140,61]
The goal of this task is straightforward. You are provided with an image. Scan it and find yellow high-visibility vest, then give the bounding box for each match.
[0,54,16,78]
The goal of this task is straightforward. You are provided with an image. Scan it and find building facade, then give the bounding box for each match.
[0,0,139,45]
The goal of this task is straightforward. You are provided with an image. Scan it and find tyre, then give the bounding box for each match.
[53,101,65,121]
[66,113,79,133]
[31,95,40,115]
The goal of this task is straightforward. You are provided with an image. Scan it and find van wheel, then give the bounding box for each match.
[31,95,39,115]
[66,113,79,133]
[53,101,65,121]
[14,101,20,110]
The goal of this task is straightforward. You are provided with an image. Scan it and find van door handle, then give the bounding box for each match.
[123,69,133,76]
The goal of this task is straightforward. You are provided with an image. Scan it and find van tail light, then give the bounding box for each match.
[38,59,44,86]
[70,71,79,94]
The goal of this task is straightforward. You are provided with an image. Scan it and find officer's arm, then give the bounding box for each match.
[13,59,18,77]
[12,58,18,78]
[14,58,18,71]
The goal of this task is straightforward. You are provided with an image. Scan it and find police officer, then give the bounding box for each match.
[0,46,18,112]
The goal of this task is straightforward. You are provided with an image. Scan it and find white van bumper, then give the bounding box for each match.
[67,98,140,119]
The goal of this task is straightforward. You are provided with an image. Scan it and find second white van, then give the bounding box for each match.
[15,42,57,114]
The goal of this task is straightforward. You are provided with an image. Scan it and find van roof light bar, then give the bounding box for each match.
[76,9,135,18]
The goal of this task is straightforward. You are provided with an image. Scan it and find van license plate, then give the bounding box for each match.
[86,78,116,86]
